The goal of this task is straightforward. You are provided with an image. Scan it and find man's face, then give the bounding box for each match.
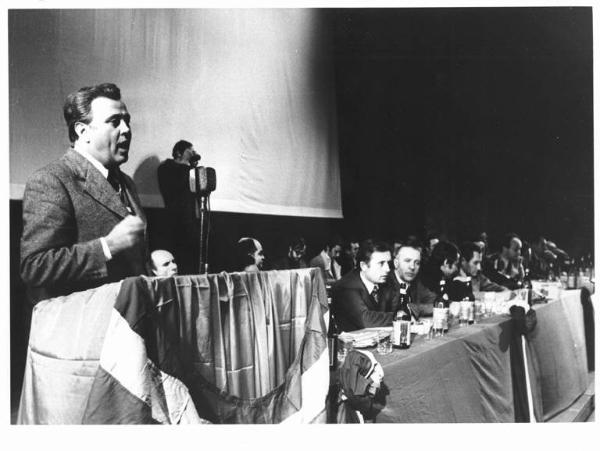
[290,245,306,262]
[350,242,359,258]
[252,240,265,269]
[151,250,178,277]
[463,251,482,277]
[394,246,421,282]
[440,256,459,279]
[507,238,522,262]
[182,146,199,164]
[83,97,131,168]
[329,244,342,261]
[360,251,391,284]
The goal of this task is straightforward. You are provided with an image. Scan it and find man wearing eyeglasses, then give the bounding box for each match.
[20,82,148,304]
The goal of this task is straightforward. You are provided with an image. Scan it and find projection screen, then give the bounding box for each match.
[9,9,342,218]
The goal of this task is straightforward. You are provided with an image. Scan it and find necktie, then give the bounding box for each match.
[107,169,121,192]
[372,285,380,303]
[108,169,134,214]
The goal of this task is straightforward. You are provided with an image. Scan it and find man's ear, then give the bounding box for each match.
[359,260,368,272]
[74,122,89,142]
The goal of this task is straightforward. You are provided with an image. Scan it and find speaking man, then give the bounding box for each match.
[20,83,147,303]
[331,240,395,332]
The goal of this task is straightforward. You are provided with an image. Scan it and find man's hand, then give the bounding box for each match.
[105,215,145,256]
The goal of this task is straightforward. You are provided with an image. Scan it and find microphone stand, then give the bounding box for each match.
[195,194,210,274]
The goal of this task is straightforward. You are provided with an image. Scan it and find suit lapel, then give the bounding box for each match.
[65,150,130,218]
[356,273,378,310]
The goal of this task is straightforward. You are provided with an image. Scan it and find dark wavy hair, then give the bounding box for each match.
[420,240,460,291]
[459,241,482,264]
[63,83,121,144]
[357,240,391,265]
[172,140,193,159]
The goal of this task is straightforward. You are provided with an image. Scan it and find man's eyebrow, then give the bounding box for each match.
[105,113,130,122]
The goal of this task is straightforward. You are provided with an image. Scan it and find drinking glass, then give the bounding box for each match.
[483,292,495,317]
[377,331,393,355]
[421,319,433,340]
[337,338,354,363]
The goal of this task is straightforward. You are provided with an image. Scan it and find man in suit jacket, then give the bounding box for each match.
[483,233,525,290]
[309,237,343,285]
[20,83,148,303]
[380,243,422,320]
[331,240,395,332]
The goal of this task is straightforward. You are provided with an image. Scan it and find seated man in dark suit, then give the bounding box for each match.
[272,236,308,270]
[455,241,507,298]
[339,240,359,277]
[483,233,525,290]
[380,243,422,320]
[331,240,395,332]
[411,241,461,317]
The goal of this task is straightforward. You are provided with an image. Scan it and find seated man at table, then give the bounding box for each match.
[331,240,395,332]
[309,236,343,284]
[527,235,555,279]
[380,242,422,320]
[411,241,461,316]
[455,241,507,298]
[150,249,179,277]
[339,239,360,277]
[483,233,525,290]
[234,237,265,272]
[272,236,308,270]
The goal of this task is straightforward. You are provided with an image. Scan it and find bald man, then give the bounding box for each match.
[150,250,179,277]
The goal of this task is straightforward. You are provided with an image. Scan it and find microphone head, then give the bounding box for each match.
[190,153,201,166]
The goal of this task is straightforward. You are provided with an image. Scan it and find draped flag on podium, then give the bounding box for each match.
[18,269,330,424]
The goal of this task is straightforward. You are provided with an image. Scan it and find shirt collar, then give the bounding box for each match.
[394,271,410,288]
[359,271,376,295]
[320,250,331,270]
[75,147,109,179]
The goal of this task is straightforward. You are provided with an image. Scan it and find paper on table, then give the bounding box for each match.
[339,327,392,348]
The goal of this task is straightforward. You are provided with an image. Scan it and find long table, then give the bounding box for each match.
[361,289,590,423]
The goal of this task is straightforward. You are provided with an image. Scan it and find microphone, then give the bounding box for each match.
[190,153,201,166]
[189,166,217,196]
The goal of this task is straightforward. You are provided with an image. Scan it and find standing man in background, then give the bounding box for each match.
[157,140,201,274]
[20,83,147,304]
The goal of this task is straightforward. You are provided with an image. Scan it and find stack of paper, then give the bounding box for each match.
[339,327,392,348]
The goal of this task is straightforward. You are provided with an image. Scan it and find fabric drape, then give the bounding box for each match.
[18,268,330,424]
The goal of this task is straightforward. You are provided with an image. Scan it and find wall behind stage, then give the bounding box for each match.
[9,9,342,218]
